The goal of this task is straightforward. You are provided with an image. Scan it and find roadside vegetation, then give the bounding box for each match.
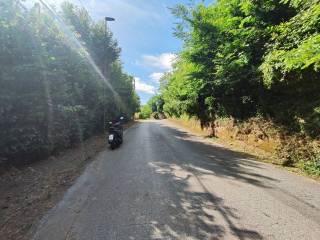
[0,1,139,166]
[138,95,165,119]
[155,0,320,176]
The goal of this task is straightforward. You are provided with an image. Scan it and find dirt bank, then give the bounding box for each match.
[0,133,109,240]
[168,117,320,179]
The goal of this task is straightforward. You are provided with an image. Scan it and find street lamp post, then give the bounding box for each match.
[103,16,115,133]
[105,17,115,22]
[104,17,115,38]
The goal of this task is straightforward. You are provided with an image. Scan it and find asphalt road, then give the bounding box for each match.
[32,120,320,240]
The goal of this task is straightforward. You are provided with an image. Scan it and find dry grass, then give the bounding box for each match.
[167,118,320,181]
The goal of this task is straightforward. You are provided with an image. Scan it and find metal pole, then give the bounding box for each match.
[102,17,115,133]
[103,20,107,133]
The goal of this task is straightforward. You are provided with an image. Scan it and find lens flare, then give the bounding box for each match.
[37,0,127,111]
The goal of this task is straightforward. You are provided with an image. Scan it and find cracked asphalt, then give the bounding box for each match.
[32,120,320,240]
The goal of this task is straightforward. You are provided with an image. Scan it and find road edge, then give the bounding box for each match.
[164,119,320,183]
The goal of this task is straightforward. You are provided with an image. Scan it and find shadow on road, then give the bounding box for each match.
[28,121,320,240]
[161,122,278,187]
[132,122,272,239]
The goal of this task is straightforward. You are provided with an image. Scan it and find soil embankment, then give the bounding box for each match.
[168,117,320,179]
[0,135,107,240]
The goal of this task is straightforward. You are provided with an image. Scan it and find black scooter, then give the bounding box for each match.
[107,117,124,149]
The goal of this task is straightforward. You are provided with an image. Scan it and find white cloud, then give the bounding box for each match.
[149,72,164,82]
[134,77,156,94]
[140,53,177,71]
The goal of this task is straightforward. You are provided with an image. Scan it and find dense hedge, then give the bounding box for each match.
[0,1,139,163]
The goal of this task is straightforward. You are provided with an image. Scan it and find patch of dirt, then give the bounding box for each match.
[0,134,108,240]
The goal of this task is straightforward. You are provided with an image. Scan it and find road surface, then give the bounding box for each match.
[33,120,320,240]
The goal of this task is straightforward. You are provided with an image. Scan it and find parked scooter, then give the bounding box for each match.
[107,117,124,149]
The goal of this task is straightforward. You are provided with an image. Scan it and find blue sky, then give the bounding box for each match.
[31,0,212,104]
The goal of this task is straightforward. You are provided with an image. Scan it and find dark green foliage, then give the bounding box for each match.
[161,0,320,138]
[0,1,139,163]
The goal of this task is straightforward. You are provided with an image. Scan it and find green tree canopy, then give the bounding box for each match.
[0,1,139,162]
[161,0,320,136]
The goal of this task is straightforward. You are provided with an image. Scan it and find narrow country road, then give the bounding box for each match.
[32,120,320,240]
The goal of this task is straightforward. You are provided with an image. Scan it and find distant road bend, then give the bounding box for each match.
[33,120,320,240]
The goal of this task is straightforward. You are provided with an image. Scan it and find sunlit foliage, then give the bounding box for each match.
[0,1,139,162]
[161,0,320,137]
[138,95,164,119]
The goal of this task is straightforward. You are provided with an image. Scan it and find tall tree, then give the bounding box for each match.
[0,1,139,163]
